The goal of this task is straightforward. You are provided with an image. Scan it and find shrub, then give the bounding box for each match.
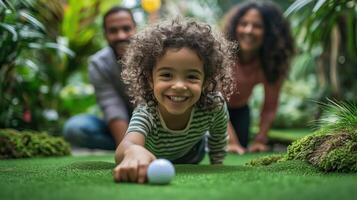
[0,129,71,159]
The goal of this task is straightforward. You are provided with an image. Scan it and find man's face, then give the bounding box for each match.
[104,11,136,58]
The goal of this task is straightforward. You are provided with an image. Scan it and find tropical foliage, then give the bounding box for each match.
[0,0,73,131]
[285,0,357,101]
[0,0,120,133]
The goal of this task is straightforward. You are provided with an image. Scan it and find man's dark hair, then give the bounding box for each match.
[103,6,136,30]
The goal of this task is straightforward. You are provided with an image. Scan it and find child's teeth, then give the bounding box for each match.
[170,96,186,102]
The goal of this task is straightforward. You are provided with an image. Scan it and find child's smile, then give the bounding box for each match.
[151,47,204,128]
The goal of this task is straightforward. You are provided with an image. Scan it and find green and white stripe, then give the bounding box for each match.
[126,94,229,164]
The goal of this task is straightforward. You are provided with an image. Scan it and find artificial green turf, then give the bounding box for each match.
[1,153,356,200]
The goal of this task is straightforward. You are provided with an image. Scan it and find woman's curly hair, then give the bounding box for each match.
[122,17,236,108]
[224,1,295,83]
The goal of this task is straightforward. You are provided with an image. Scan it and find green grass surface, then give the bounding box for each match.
[1,153,356,200]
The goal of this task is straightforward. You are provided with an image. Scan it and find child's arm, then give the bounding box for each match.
[208,102,229,164]
[113,132,156,183]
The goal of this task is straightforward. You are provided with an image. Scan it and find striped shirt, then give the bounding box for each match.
[126,94,229,164]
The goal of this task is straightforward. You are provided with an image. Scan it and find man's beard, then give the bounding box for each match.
[110,40,130,59]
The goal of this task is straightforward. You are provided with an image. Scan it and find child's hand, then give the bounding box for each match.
[113,145,156,184]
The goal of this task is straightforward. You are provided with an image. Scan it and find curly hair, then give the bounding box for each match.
[224,1,295,83]
[122,17,236,108]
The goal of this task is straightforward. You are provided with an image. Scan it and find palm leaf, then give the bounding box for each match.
[312,0,327,12]
[44,42,75,57]
[0,0,14,11]
[285,0,313,16]
[0,22,17,41]
[19,11,45,31]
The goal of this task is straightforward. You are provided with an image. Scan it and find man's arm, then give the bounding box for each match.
[89,60,130,146]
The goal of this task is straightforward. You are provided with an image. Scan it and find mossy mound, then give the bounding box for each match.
[285,128,357,172]
[0,129,71,159]
[247,100,357,173]
[246,129,357,172]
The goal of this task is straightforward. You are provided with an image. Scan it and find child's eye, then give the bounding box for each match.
[159,73,172,78]
[187,75,199,80]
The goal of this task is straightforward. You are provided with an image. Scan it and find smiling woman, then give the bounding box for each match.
[235,8,264,54]
[223,0,295,154]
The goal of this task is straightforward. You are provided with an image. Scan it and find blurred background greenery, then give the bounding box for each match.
[1,0,356,135]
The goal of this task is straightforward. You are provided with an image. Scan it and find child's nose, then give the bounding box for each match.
[172,80,187,90]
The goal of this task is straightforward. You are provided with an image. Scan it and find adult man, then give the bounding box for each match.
[63,7,136,150]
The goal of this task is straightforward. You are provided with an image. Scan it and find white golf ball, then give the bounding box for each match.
[147,159,175,184]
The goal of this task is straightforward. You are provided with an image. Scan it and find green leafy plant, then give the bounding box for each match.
[58,0,121,118]
[285,0,357,100]
[0,0,73,131]
[0,0,122,132]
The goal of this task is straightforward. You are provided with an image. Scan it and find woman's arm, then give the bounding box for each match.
[249,79,283,152]
[227,121,247,154]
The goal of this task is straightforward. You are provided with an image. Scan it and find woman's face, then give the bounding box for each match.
[235,8,264,53]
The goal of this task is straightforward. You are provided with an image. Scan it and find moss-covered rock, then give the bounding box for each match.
[0,129,71,159]
[246,100,357,173]
[285,129,357,172]
[246,130,357,172]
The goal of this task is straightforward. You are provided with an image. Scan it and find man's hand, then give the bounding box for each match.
[227,144,247,155]
[113,145,156,183]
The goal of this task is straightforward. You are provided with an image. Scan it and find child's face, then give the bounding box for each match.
[235,8,264,53]
[151,47,204,118]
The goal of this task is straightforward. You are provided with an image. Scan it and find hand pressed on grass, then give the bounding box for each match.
[113,145,156,183]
